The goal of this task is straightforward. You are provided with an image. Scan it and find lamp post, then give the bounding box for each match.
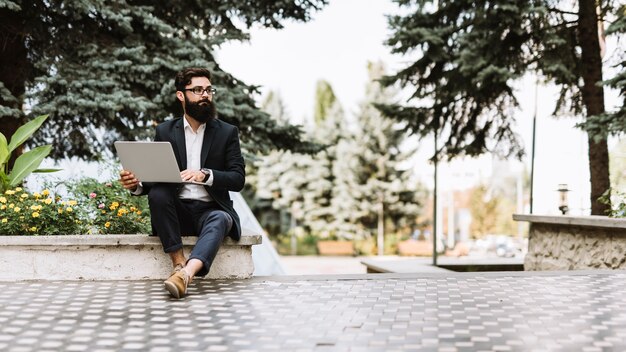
[557,184,570,215]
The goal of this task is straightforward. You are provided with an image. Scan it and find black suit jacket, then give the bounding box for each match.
[141,117,245,241]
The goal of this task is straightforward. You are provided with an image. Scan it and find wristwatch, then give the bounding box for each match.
[200,168,212,183]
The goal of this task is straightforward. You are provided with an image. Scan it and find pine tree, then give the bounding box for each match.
[335,62,424,242]
[0,0,327,161]
[378,0,626,215]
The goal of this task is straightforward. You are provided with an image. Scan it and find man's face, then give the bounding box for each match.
[178,76,216,123]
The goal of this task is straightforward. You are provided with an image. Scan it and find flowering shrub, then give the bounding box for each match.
[66,178,151,234]
[0,187,86,235]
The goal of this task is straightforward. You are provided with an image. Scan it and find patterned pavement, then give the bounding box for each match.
[1,271,626,351]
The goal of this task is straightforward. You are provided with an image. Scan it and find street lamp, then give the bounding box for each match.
[557,184,570,215]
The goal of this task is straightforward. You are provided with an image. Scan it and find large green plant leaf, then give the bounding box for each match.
[8,145,52,187]
[0,133,8,165]
[7,114,48,154]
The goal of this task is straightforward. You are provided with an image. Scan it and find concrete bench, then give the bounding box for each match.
[0,231,261,281]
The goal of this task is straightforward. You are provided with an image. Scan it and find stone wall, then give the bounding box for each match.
[514,215,626,271]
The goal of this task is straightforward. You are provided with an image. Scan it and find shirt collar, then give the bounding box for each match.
[183,116,206,133]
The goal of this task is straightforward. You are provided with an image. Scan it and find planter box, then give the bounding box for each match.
[513,214,626,271]
[317,240,354,256]
[397,240,432,256]
[0,232,261,281]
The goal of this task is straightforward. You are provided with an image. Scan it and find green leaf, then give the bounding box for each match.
[32,168,62,173]
[7,114,48,154]
[0,132,8,165]
[8,145,52,187]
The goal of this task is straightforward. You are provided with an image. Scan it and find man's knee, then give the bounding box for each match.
[203,210,233,233]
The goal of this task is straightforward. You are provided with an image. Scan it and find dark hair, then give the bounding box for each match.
[174,67,212,91]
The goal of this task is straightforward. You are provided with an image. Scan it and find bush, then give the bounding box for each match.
[66,178,151,234]
[0,187,86,235]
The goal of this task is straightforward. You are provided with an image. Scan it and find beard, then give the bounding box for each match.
[184,95,216,123]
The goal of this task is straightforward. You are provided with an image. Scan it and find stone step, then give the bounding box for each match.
[0,231,261,281]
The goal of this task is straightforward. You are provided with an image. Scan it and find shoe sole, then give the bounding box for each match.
[164,281,182,299]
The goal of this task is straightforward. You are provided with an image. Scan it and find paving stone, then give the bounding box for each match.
[0,272,626,350]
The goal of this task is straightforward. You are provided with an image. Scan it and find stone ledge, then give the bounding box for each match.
[513,214,626,229]
[514,214,626,271]
[0,231,261,281]
[0,233,262,247]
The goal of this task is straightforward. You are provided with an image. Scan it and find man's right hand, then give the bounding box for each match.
[119,170,139,192]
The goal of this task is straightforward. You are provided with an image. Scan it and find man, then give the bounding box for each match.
[119,67,245,298]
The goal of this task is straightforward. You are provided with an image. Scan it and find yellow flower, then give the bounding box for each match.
[5,190,15,195]
[13,207,21,213]
[9,203,14,208]
[30,205,38,210]
[15,187,22,192]
[0,205,6,210]
[66,207,73,212]
[20,193,28,199]
[1,218,7,223]
[58,208,63,214]
[130,206,136,212]
[0,197,6,203]
[105,222,111,228]
[34,192,41,198]
[101,210,106,214]
[68,200,77,206]
[112,201,119,207]
[44,198,52,205]
[136,210,142,215]
[29,226,37,232]
[42,189,50,196]
[32,212,40,218]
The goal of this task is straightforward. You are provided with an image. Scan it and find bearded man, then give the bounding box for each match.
[119,67,245,298]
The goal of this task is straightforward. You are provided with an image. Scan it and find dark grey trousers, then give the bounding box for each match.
[148,184,233,277]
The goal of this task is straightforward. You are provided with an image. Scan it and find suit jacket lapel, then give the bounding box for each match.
[173,118,187,169]
[201,119,218,166]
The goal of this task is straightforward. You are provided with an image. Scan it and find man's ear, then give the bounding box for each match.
[176,91,185,103]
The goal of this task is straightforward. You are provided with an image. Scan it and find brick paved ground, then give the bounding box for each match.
[1,271,625,351]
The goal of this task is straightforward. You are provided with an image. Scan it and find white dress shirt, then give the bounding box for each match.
[179,118,213,202]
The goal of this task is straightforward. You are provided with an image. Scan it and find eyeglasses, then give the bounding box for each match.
[184,86,217,96]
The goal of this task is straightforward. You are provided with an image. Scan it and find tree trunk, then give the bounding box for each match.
[0,8,28,167]
[578,0,611,215]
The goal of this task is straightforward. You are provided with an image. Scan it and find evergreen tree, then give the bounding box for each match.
[0,0,327,161]
[378,0,626,215]
[335,62,423,240]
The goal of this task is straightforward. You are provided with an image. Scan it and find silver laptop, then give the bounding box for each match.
[114,141,205,185]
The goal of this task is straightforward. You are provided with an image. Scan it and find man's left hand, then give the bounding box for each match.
[180,169,205,183]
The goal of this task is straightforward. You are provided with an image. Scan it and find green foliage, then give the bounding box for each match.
[65,178,151,234]
[275,232,319,255]
[0,115,58,192]
[0,1,328,160]
[599,189,626,218]
[379,0,626,156]
[0,187,86,236]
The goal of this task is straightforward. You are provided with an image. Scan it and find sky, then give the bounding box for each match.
[216,0,404,125]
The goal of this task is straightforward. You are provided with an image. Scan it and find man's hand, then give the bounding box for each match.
[119,170,139,191]
[180,169,205,183]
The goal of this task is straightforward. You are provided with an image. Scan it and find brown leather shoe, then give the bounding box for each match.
[164,270,190,299]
